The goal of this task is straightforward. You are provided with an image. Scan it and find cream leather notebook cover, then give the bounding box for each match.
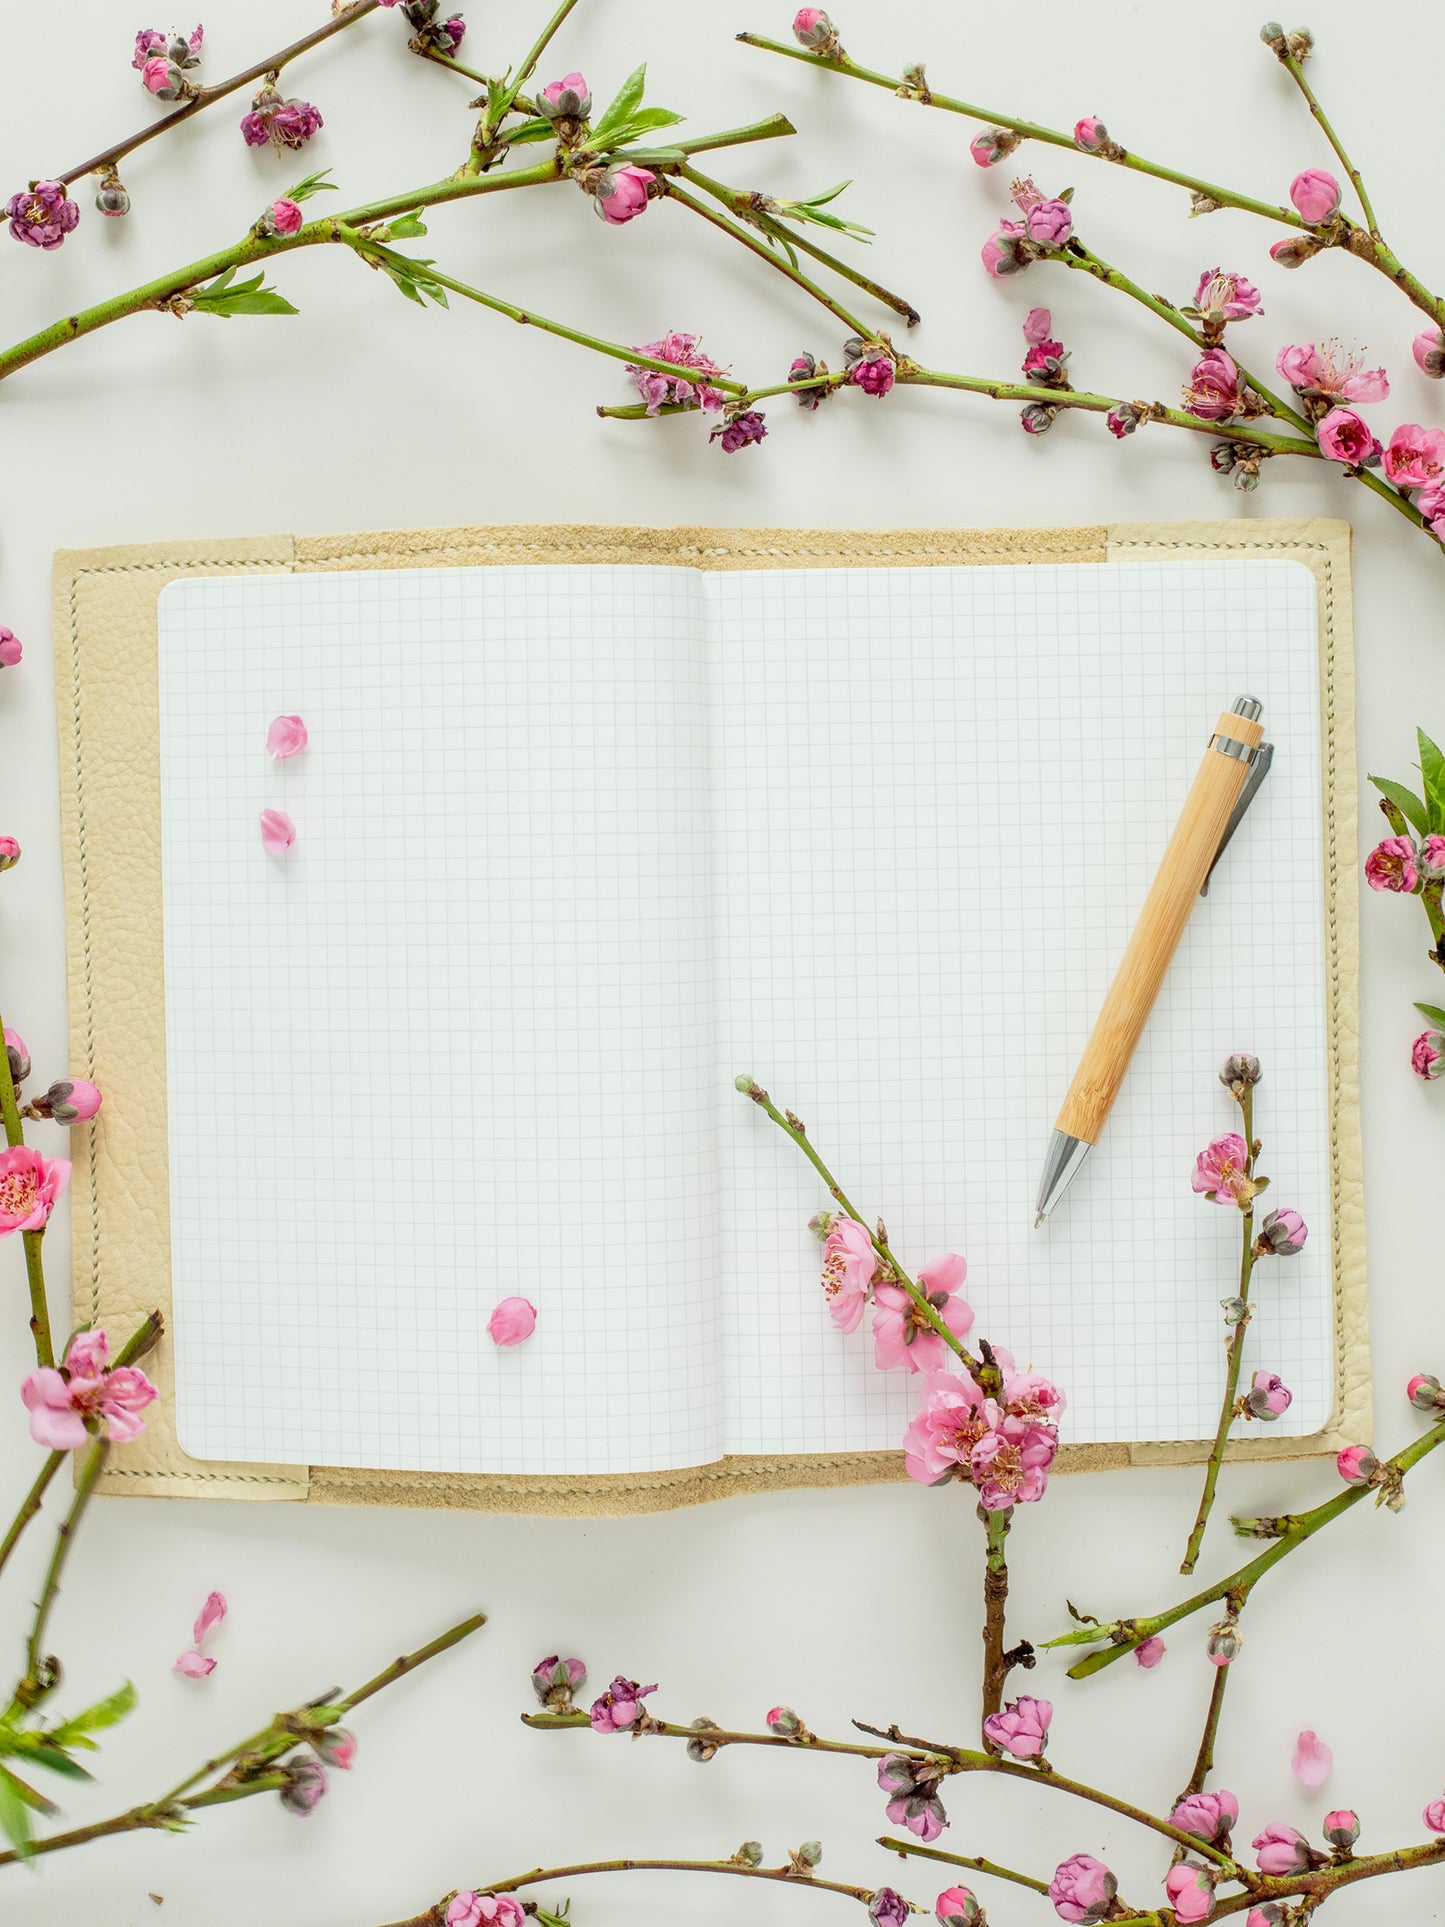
[51,519,1367,1513]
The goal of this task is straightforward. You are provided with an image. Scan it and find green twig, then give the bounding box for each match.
[14,1438,109,1711]
[662,181,872,337]
[878,1836,1050,1895]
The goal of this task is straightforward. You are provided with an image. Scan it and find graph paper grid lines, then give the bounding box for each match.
[157,558,1329,1474]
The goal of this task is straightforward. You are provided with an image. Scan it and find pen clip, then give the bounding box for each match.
[1200,740,1273,896]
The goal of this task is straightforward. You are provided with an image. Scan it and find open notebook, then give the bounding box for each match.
[153,553,1343,1480]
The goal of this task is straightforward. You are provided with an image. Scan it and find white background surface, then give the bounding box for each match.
[0,3,1442,1923]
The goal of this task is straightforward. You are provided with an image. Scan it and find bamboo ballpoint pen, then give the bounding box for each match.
[1034,695,1274,1226]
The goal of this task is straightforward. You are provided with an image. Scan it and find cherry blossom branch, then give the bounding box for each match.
[1276,49,1379,236]
[979,1508,1012,1731]
[1184,1657,1232,1799]
[377,1857,879,1926]
[1180,1086,1258,1574]
[54,1,383,191]
[13,1438,109,1713]
[467,0,587,167]
[0,1611,484,1872]
[733,1075,976,1366]
[1045,1410,1445,1675]
[0,1001,54,1369]
[661,181,872,337]
[877,1837,1051,1896]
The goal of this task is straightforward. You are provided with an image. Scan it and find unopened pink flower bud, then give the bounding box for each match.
[1425,1798,1445,1834]
[279,1757,328,1815]
[792,7,838,51]
[1422,834,1445,879]
[1323,1809,1359,1850]
[1134,1634,1166,1668]
[686,1716,722,1762]
[0,628,20,668]
[312,1725,356,1769]
[1336,1442,1377,1483]
[1219,1051,1261,1094]
[1206,1620,1242,1667]
[32,1079,103,1125]
[1258,1207,1307,1255]
[1252,1823,1312,1876]
[1289,168,1340,224]
[538,72,591,121]
[95,176,131,217]
[266,714,308,758]
[142,54,183,98]
[1020,403,1057,435]
[533,1654,587,1706]
[1413,329,1445,380]
[869,1891,909,1927]
[268,199,304,236]
[767,1704,804,1736]
[1171,1790,1239,1843]
[1407,1372,1445,1411]
[982,1695,1052,1759]
[593,164,655,225]
[970,128,1019,168]
[1364,835,1418,892]
[4,1029,29,1085]
[1246,1909,1286,1927]
[1048,1853,1116,1924]
[936,1888,982,1927]
[1107,404,1142,438]
[1073,116,1109,152]
[1269,234,1324,269]
[1165,1864,1215,1924]
[1411,1030,1445,1080]
[1245,1369,1292,1420]
[0,837,21,872]
[487,1296,537,1347]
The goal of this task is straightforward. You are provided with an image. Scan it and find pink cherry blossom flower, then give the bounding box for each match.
[1383,423,1445,488]
[982,1694,1052,1760]
[1010,177,1072,246]
[1073,116,1108,152]
[6,181,79,250]
[849,353,895,397]
[1002,1365,1066,1423]
[0,1144,71,1235]
[538,73,591,119]
[1171,1790,1239,1842]
[1193,269,1263,323]
[1424,1799,1445,1834]
[241,90,323,151]
[710,409,767,452]
[487,1296,537,1347]
[1048,1854,1116,1924]
[1191,1132,1250,1204]
[1289,168,1341,224]
[869,1890,909,1927]
[133,28,167,66]
[533,1655,587,1707]
[1316,406,1381,466]
[1134,1634,1166,1668]
[260,808,296,854]
[821,1217,877,1333]
[588,1674,656,1733]
[1183,349,1243,421]
[628,333,728,415]
[593,165,654,225]
[1364,835,1418,892]
[266,714,308,758]
[1412,1029,1445,1079]
[445,1897,526,1927]
[1292,1729,1332,1786]
[22,1326,158,1450]
[902,1370,990,1484]
[1165,1864,1216,1923]
[1336,1443,1377,1483]
[871,1254,973,1373]
[1276,342,1387,404]
[0,628,19,668]
[971,1409,1057,1508]
[1245,1369,1292,1420]
[1253,1824,1313,1876]
[1413,329,1445,379]
[878,1753,949,1841]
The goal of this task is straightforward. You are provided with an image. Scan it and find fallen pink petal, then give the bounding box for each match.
[1293,1728,1333,1786]
[265,714,308,759]
[193,1589,227,1645]
[173,1650,216,1678]
[259,808,296,854]
[487,1296,537,1347]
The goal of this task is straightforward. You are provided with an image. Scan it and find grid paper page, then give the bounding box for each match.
[159,567,723,1474]
[709,560,1331,1453]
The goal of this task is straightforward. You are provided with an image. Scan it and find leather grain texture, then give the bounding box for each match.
[52,518,1363,1512]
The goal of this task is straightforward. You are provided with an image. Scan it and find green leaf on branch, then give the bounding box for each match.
[593,63,648,138]
[190,268,298,319]
[1418,728,1445,833]
[606,146,686,167]
[13,1740,93,1782]
[1368,774,1429,836]
[1416,1002,1445,1029]
[504,116,555,144]
[48,1679,137,1749]
[0,1762,59,1855]
[595,106,685,151]
[280,167,337,205]
[380,211,428,241]
[365,248,450,309]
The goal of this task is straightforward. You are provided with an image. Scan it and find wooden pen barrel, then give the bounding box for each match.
[1057,707,1265,1146]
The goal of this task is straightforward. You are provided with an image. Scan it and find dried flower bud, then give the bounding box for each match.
[1257,1207,1308,1255]
[30,1079,103,1124]
[1335,1443,1377,1484]
[1233,463,1262,492]
[687,1716,723,1763]
[532,1654,587,1708]
[1259,21,1286,45]
[735,1841,765,1867]
[869,1890,910,1927]
[1206,1619,1243,1667]
[278,1756,328,1815]
[1219,1052,1261,1096]
[795,1840,823,1868]
[95,173,131,218]
[0,837,21,873]
[4,1029,29,1086]
[1209,443,1238,475]
[1408,1372,1445,1412]
[789,352,833,409]
[1285,26,1314,59]
[1020,402,1058,435]
[1220,1295,1248,1325]
[1190,191,1222,216]
[313,1725,357,1770]
[1323,1808,1359,1850]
